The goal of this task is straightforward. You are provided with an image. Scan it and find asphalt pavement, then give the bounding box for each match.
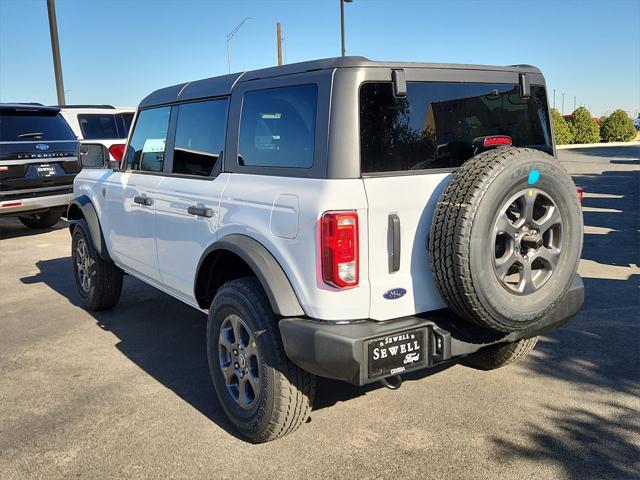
[1,145,638,479]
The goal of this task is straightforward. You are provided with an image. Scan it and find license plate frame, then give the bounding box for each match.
[36,164,57,177]
[366,328,428,379]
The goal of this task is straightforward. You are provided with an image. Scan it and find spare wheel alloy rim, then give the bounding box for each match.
[492,188,563,295]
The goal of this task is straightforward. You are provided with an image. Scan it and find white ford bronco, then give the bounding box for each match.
[68,57,584,443]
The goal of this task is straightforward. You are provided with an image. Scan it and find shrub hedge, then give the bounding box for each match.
[550,108,573,145]
[599,110,637,142]
[570,107,600,144]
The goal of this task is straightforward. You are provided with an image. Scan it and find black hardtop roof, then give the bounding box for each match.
[139,56,541,109]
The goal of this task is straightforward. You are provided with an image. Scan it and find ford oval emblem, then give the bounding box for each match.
[383,288,407,300]
[36,144,50,151]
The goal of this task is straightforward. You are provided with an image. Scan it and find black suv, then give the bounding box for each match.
[0,104,79,228]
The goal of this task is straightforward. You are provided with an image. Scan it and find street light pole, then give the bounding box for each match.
[227,17,254,73]
[340,0,353,56]
[46,0,65,105]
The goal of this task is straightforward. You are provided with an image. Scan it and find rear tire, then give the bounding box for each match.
[207,278,315,443]
[19,209,61,229]
[71,220,123,311]
[462,336,538,370]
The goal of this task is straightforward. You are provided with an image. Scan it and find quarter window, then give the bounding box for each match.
[238,84,317,169]
[173,99,228,176]
[126,107,170,172]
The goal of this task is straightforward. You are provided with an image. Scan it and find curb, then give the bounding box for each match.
[556,141,640,149]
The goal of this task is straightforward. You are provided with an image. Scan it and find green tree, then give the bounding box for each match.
[550,108,573,144]
[571,107,600,144]
[600,109,636,142]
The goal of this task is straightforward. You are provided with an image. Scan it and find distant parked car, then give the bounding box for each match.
[633,116,640,131]
[0,103,78,228]
[58,105,135,162]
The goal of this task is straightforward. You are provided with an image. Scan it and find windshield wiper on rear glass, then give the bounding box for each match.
[17,132,44,139]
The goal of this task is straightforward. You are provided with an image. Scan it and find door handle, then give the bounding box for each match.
[133,196,152,206]
[188,206,213,218]
[388,214,401,273]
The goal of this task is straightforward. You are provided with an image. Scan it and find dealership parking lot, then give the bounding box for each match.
[1,146,638,479]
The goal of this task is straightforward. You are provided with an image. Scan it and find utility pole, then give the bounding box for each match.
[226,17,253,74]
[573,96,576,111]
[340,0,353,56]
[46,0,65,105]
[562,93,565,115]
[553,89,556,109]
[276,22,283,66]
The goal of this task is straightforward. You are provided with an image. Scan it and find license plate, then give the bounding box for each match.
[367,328,427,379]
[36,164,56,177]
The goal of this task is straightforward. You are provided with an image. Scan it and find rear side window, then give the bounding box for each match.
[78,114,119,139]
[360,82,551,173]
[0,109,75,141]
[172,99,228,177]
[125,107,170,172]
[238,84,317,169]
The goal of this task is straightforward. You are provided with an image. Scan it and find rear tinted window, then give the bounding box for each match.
[239,84,317,169]
[360,82,551,173]
[0,109,76,142]
[173,99,228,176]
[78,114,119,139]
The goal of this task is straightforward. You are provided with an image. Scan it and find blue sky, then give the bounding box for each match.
[1,0,638,117]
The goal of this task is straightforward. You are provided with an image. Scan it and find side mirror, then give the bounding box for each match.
[78,143,109,168]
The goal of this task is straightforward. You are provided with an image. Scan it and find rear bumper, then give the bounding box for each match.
[0,191,71,215]
[279,274,584,386]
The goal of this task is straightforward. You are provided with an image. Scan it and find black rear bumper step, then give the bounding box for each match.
[279,274,584,386]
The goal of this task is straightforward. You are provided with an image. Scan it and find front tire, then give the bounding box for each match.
[207,278,315,443]
[71,220,123,311]
[462,336,538,370]
[19,209,62,229]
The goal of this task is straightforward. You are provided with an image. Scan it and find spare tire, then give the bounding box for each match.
[429,147,583,332]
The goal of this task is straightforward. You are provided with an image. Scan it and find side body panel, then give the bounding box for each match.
[218,174,370,321]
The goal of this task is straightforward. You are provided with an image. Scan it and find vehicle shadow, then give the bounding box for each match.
[0,217,67,240]
[21,258,241,439]
[573,168,639,267]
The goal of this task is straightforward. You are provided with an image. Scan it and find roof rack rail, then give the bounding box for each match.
[2,102,44,106]
[53,104,116,109]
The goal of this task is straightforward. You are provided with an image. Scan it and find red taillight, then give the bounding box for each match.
[0,166,8,172]
[109,144,126,162]
[483,135,512,148]
[576,187,584,205]
[321,211,359,288]
[1,201,22,208]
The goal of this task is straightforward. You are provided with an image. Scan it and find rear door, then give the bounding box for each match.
[359,79,552,320]
[154,98,230,299]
